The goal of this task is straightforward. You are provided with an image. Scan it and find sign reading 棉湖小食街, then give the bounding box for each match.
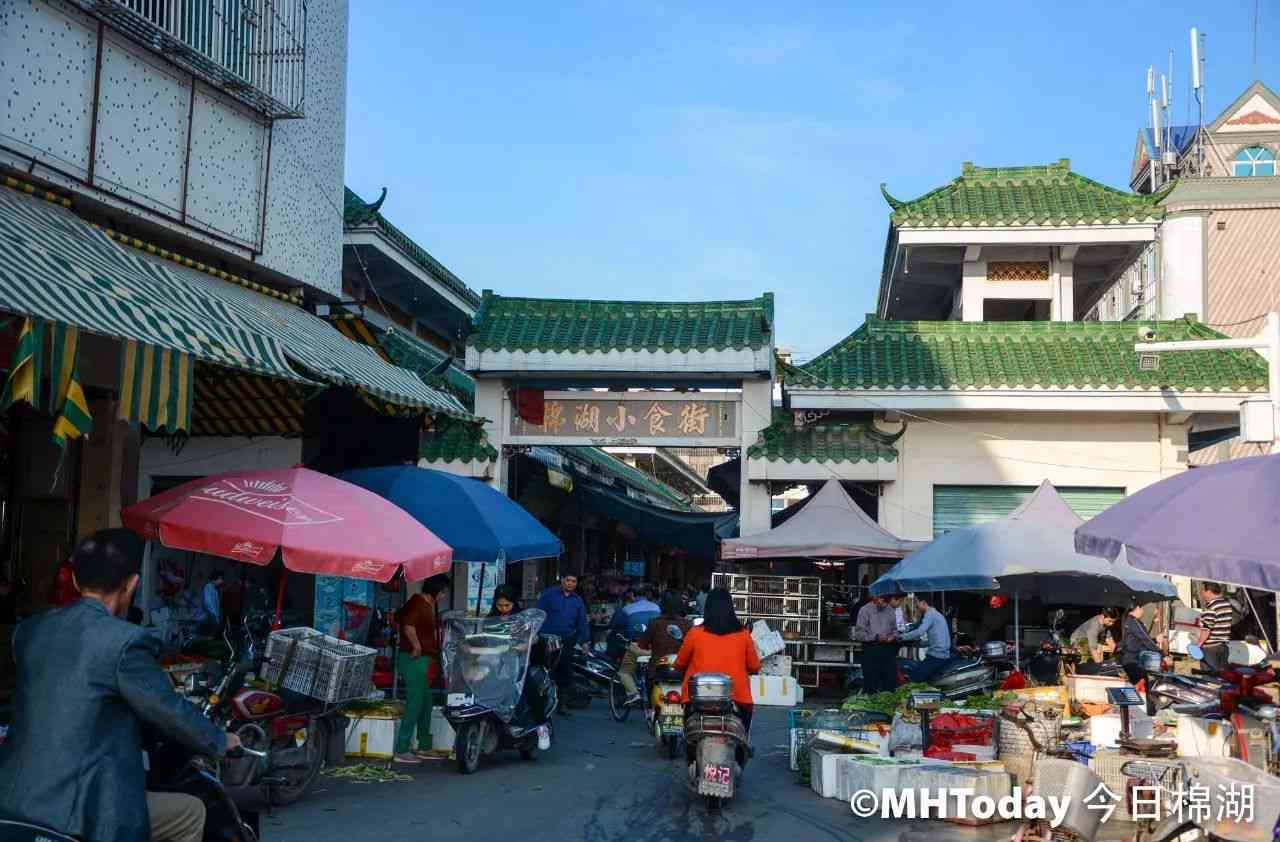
[508,393,738,446]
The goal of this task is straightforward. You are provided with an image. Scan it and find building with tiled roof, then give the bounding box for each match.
[877,161,1161,323]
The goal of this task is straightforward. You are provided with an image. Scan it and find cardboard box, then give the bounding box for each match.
[751,675,800,707]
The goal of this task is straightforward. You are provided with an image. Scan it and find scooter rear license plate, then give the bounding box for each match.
[699,764,733,796]
[446,693,474,707]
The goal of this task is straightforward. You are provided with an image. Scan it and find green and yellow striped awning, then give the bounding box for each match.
[0,183,304,383]
[144,258,471,420]
[192,363,311,437]
[1,317,93,446]
[328,313,475,406]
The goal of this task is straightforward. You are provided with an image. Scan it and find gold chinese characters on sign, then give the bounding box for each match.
[511,398,736,442]
[986,261,1050,282]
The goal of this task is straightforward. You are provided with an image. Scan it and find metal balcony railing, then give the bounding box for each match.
[75,0,307,119]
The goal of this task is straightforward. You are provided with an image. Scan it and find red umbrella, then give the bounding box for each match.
[122,466,452,583]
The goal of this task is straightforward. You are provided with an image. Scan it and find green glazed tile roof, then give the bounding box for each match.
[570,447,694,509]
[419,416,497,463]
[344,187,482,308]
[747,413,900,464]
[793,317,1268,392]
[881,160,1163,227]
[467,291,774,354]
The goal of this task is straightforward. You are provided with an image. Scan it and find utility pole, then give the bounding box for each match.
[1136,312,1280,646]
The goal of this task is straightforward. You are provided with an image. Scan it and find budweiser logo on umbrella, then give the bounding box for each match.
[193,478,343,527]
[122,466,453,585]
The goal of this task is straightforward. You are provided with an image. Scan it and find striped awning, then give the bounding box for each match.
[146,258,470,419]
[328,313,475,403]
[0,185,305,383]
[192,362,310,437]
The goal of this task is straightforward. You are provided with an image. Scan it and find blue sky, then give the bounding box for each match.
[345,1,1277,359]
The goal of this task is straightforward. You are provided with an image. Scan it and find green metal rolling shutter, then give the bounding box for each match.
[932,485,1125,536]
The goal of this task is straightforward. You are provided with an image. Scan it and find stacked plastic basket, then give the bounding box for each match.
[260,627,377,704]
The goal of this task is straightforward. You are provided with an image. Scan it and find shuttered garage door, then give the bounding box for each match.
[932,485,1126,536]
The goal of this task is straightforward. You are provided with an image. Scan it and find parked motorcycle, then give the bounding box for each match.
[441,608,559,774]
[575,629,626,711]
[897,639,1007,699]
[197,617,336,806]
[685,673,749,811]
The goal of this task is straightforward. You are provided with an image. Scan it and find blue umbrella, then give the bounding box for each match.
[339,466,561,564]
[870,519,1176,604]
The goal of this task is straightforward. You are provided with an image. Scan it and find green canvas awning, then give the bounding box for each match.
[154,259,470,420]
[0,184,305,382]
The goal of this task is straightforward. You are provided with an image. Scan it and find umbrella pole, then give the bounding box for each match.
[475,562,485,618]
[273,569,286,631]
[1014,595,1020,672]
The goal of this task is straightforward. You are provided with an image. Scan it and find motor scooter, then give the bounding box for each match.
[442,608,559,774]
[0,717,270,842]
[649,653,686,759]
[684,673,749,811]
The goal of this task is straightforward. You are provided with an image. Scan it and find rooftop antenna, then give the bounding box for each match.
[1152,65,1162,188]
[1255,0,1262,82]
[1191,27,1204,176]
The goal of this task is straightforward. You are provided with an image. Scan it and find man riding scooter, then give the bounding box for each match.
[614,586,661,706]
[0,529,241,842]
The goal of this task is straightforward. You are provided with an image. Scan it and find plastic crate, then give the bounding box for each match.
[261,627,376,703]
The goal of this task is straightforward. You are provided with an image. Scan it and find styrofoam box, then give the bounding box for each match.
[1065,673,1130,705]
[1169,627,1197,655]
[1089,710,1153,749]
[898,765,1012,819]
[1176,715,1234,759]
[760,654,792,676]
[836,756,921,802]
[428,708,455,752]
[751,675,799,707]
[753,631,785,659]
[345,712,397,759]
[810,747,855,798]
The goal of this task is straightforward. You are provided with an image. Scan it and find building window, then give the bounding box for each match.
[1233,146,1276,177]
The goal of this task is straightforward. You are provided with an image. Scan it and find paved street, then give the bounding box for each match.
[264,704,1021,842]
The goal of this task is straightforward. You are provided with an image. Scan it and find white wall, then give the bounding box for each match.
[878,411,1188,541]
[0,0,347,295]
[137,436,302,498]
[1160,214,1206,320]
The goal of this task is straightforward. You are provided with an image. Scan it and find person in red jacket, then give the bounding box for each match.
[674,588,761,731]
[48,557,80,607]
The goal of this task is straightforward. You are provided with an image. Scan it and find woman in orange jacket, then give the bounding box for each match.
[674,588,762,730]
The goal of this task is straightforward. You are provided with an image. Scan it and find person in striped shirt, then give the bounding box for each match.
[1198,582,1233,673]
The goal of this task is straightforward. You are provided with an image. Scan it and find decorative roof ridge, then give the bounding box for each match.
[960,159,1072,183]
[476,291,773,312]
[880,183,903,210]
[343,187,481,308]
[343,186,386,226]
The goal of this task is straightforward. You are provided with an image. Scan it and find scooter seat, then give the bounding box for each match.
[655,665,684,683]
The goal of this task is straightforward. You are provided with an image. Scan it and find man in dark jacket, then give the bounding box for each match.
[536,574,589,712]
[0,529,237,842]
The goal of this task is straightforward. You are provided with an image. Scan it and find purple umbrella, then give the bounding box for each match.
[1074,453,1280,590]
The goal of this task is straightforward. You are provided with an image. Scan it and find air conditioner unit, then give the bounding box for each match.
[1162,151,1178,167]
[1131,278,1144,297]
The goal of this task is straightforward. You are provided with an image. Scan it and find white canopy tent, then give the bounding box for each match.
[720,479,923,560]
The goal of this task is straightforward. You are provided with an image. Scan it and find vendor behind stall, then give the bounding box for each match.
[1118,601,1165,684]
[1070,606,1122,669]
[853,594,898,693]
